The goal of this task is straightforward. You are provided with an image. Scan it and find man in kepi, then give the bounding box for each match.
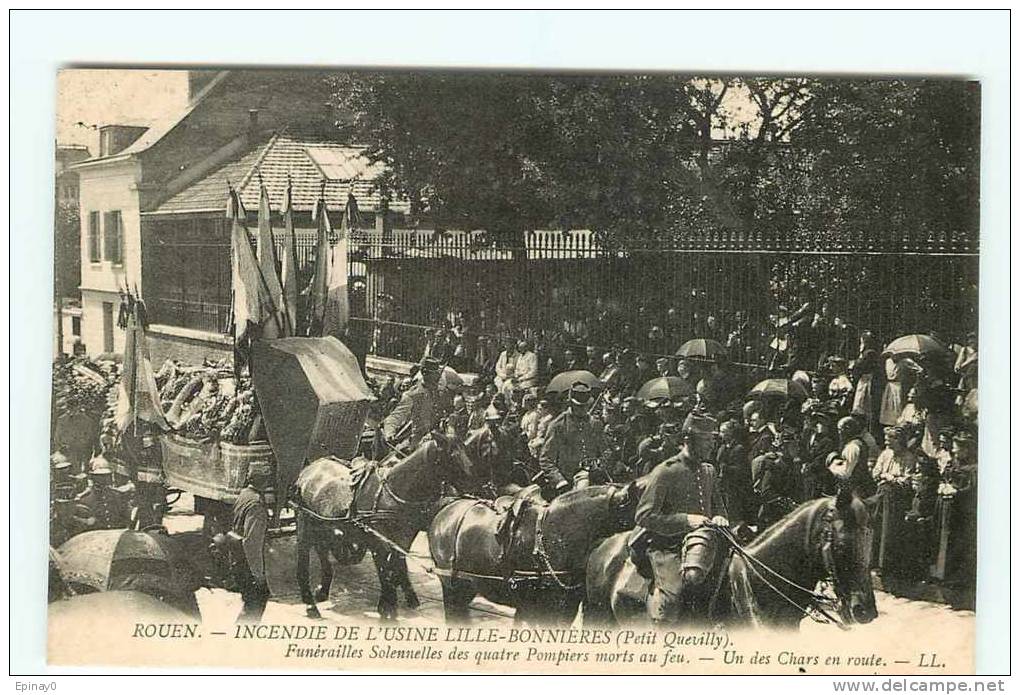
[232,461,272,623]
[632,412,729,624]
[381,357,443,454]
[539,382,605,497]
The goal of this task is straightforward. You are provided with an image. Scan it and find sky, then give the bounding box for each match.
[54,68,767,158]
[56,69,190,155]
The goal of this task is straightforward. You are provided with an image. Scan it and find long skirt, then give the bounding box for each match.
[880,381,905,426]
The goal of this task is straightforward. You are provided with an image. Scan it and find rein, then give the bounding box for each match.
[706,509,851,630]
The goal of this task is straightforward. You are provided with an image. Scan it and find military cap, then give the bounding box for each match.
[682,412,719,435]
[90,466,113,479]
[485,404,505,421]
[53,460,72,473]
[420,357,443,374]
[89,455,112,473]
[50,452,70,467]
[53,483,77,501]
[568,382,593,405]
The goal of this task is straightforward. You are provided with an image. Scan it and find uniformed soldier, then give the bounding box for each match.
[75,465,133,530]
[464,404,523,494]
[632,412,729,623]
[231,460,272,623]
[538,382,605,496]
[50,483,82,547]
[634,420,684,478]
[381,357,444,452]
[51,457,74,497]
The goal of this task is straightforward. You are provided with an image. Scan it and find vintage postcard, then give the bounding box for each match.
[47,65,979,674]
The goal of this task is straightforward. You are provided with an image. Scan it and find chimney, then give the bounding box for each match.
[248,109,259,130]
[99,124,148,157]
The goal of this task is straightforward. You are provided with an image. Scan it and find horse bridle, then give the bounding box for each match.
[710,500,858,629]
[372,435,464,514]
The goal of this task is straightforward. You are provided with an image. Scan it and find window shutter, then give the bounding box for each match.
[88,212,101,263]
[103,211,123,264]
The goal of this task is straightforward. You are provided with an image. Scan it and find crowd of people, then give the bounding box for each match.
[369,306,979,594]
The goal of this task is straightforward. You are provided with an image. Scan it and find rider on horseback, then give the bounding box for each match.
[538,382,605,499]
[631,412,729,623]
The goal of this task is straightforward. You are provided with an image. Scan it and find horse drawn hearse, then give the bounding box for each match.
[159,336,374,538]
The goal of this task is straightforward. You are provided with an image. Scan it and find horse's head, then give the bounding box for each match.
[424,429,478,492]
[825,485,879,625]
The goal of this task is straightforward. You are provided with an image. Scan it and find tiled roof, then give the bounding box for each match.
[150,131,405,215]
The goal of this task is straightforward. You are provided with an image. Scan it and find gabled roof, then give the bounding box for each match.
[148,131,408,216]
[69,71,230,168]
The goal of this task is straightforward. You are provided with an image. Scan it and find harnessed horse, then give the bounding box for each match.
[427,480,645,625]
[291,431,476,620]
[584,486,879,629]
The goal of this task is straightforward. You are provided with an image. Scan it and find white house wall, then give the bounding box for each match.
[77,158,142,355]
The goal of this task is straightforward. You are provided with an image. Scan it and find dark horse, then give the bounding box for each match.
[428,481,644,624]
[292,431,476,620]
[585,486,879,629]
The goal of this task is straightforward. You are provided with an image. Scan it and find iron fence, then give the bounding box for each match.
[143,219,979,371]
[347,230,979,372]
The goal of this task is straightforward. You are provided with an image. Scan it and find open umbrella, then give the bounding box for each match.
[883,334,946,358]
[749,378,809,401]
[49,590,196,625]
[676,338,728,360]
[636,376,696,401]
[546,369,602,395]
[56,529,177,592]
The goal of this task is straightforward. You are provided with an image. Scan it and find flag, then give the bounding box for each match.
[279,180,300,336]
[229,187,279,344]
[306,193,332,336]
[115,295,169,434]
[322,193,357,337]
[256,176,286,335]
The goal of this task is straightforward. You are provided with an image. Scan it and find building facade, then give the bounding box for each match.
[70,70,338,358]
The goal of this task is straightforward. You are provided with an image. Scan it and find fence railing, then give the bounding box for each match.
[145,222,979,370]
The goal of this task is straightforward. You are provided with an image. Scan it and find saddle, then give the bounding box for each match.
[493,485,542,560]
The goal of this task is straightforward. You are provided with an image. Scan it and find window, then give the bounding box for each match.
[305,147,376,181]
[88,211,101,263]
[71,316,81,336]
[104,210,123,264]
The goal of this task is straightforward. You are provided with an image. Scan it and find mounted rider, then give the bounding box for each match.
[464,403,527,495]
[538,382,605,498]
[631,412,729,623]
[381,357,444,454]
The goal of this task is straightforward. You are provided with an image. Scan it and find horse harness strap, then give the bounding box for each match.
[532,507,584,592]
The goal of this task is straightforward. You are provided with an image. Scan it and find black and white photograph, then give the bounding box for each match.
[9,9,1010,680]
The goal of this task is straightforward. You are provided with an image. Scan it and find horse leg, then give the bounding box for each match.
[395,556,420,609]
[581,599,616,627]
[439,577,476,623]
[295,517,321,619]
[372,551,399,621]
[314,541,333,604]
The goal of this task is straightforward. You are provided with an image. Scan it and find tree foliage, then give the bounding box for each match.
[330,74,979,250]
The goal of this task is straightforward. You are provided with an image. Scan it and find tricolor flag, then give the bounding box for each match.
[322,192,357,337]
[115,294,169,434]
[256,175,286,336]
[279,179,300,336]
[229,187,280,344]
[306,191,332,336]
